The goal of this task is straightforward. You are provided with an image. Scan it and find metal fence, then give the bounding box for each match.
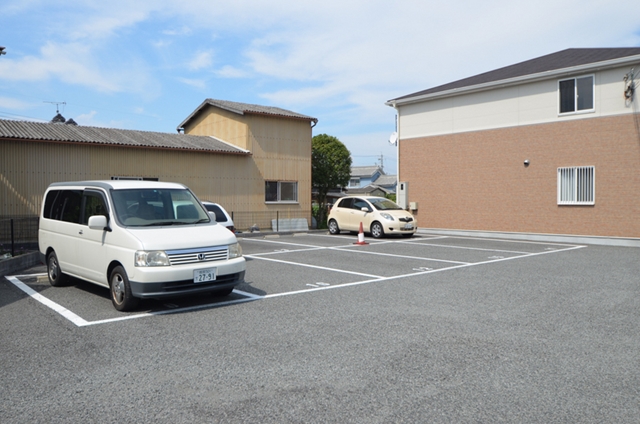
[229,210,314,233]
[0,217,39,256]
[0,210,314,256]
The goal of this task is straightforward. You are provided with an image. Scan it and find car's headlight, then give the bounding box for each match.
[135,250,170,267]
[229,242,243,258]
[380,213,394,221]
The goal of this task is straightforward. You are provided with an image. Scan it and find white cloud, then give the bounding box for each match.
[0,97,33,110]
[215,65,249,78]
[188,51,214,71]
[177,77,207,89]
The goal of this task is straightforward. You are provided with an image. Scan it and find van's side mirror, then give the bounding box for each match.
[207,211,217,222]
[88,215,109,231]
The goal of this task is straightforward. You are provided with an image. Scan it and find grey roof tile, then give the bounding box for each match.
[178,98,318,130]
[351,165,383,178]
[390,48,640,102]
[0,119,250,155]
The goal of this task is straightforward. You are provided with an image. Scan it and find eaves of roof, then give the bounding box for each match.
[351,165,383,178]
[0,119,251,155]
[387,48,640,107]
[177,98,318,131]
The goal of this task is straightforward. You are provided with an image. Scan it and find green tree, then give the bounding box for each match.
[312,134,352,226]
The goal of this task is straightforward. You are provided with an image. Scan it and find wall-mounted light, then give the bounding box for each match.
[524,159,530,167]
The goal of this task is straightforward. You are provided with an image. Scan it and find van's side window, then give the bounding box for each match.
[81,192,108,225]
[60,191,82,223]
[43,190,61,219]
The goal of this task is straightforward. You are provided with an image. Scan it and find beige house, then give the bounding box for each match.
[0,99,317,231]
[387,48,640,244]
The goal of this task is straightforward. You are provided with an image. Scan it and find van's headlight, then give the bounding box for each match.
[380,213,394,221]
[135,250,170,267]
[229,243,243,258]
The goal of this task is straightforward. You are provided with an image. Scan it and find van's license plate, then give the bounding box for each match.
[194,268,217,283]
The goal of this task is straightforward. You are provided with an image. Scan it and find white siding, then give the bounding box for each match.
[399,66,635,139]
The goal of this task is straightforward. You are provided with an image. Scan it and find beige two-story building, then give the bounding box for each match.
[387,48,640,243]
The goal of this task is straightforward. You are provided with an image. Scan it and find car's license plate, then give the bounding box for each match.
[194,268,216,283]
[403,223,413,230]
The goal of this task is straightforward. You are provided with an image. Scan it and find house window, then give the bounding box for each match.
[348,177,360,188]
[557,166,595,205]
[559,75,594,114]
[265,181,298,203]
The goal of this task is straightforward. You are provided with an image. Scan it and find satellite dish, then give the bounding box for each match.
[388,132,398,146]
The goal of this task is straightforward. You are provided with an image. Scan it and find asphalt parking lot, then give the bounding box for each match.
[1,231,639,422]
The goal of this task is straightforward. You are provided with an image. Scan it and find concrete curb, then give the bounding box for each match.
[0,251,42,277]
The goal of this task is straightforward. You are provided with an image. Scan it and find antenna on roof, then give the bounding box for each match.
[44,101,66,114]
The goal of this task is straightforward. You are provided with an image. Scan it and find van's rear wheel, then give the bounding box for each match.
[109,266,139,312]
[47,251,67,287]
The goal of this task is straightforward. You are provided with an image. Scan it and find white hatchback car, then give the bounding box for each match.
[201,201,235,233]
[327,196,417,238]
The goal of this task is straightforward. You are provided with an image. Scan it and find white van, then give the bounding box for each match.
[38,180,246,311]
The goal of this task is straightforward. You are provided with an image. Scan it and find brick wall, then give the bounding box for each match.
[400,114,640,238]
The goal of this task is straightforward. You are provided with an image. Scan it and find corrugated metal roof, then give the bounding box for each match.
[178,98,318,130]
[390,48,640,103]
[0,119,250,155]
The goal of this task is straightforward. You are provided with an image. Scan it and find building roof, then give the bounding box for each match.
[351,165,384,178]
[374,174,397,187]
[388,48,640,105]
[345,184,391,196]
[178,98,318,131]
[0,119,250,155]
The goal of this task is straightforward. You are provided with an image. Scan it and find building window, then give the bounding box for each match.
[348,177,360,188]
[559,75,594,114]
[265,181,298,203]
[557,166,595,205]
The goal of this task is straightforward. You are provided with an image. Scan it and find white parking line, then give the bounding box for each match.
[5,238,586,327]
[244,254,384,279]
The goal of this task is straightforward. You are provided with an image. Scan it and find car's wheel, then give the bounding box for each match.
[212,287,234,297]
[109,266,139,312]
[47,251,67,287]
[370,221,385,238]
[328,219,340,235]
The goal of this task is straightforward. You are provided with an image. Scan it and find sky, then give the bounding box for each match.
[1,1,639,175]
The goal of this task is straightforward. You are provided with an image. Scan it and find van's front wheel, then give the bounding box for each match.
[109,266,139,312]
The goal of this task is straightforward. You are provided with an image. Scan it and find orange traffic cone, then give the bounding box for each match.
[354,222,369,245]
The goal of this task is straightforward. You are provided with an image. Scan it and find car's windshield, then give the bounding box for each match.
[111,188,210,227]
[370,198,402,211]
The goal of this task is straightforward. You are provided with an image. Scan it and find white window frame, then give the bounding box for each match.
[265,181,298,204]
[557,166,595,205]
[348,177,360,188]
[558,75,595,115]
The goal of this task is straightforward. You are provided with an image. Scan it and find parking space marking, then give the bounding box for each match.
[244,254,384,279]
[329,247,470,265]
[259,244,587,299]
[5,275,90,327]
[5,273,261,327]
[5,237,587,327]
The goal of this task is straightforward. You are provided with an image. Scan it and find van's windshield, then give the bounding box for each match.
[111,189,210,227]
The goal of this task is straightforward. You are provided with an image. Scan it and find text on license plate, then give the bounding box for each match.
[403,224,414,230]
[194,268,217,283]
